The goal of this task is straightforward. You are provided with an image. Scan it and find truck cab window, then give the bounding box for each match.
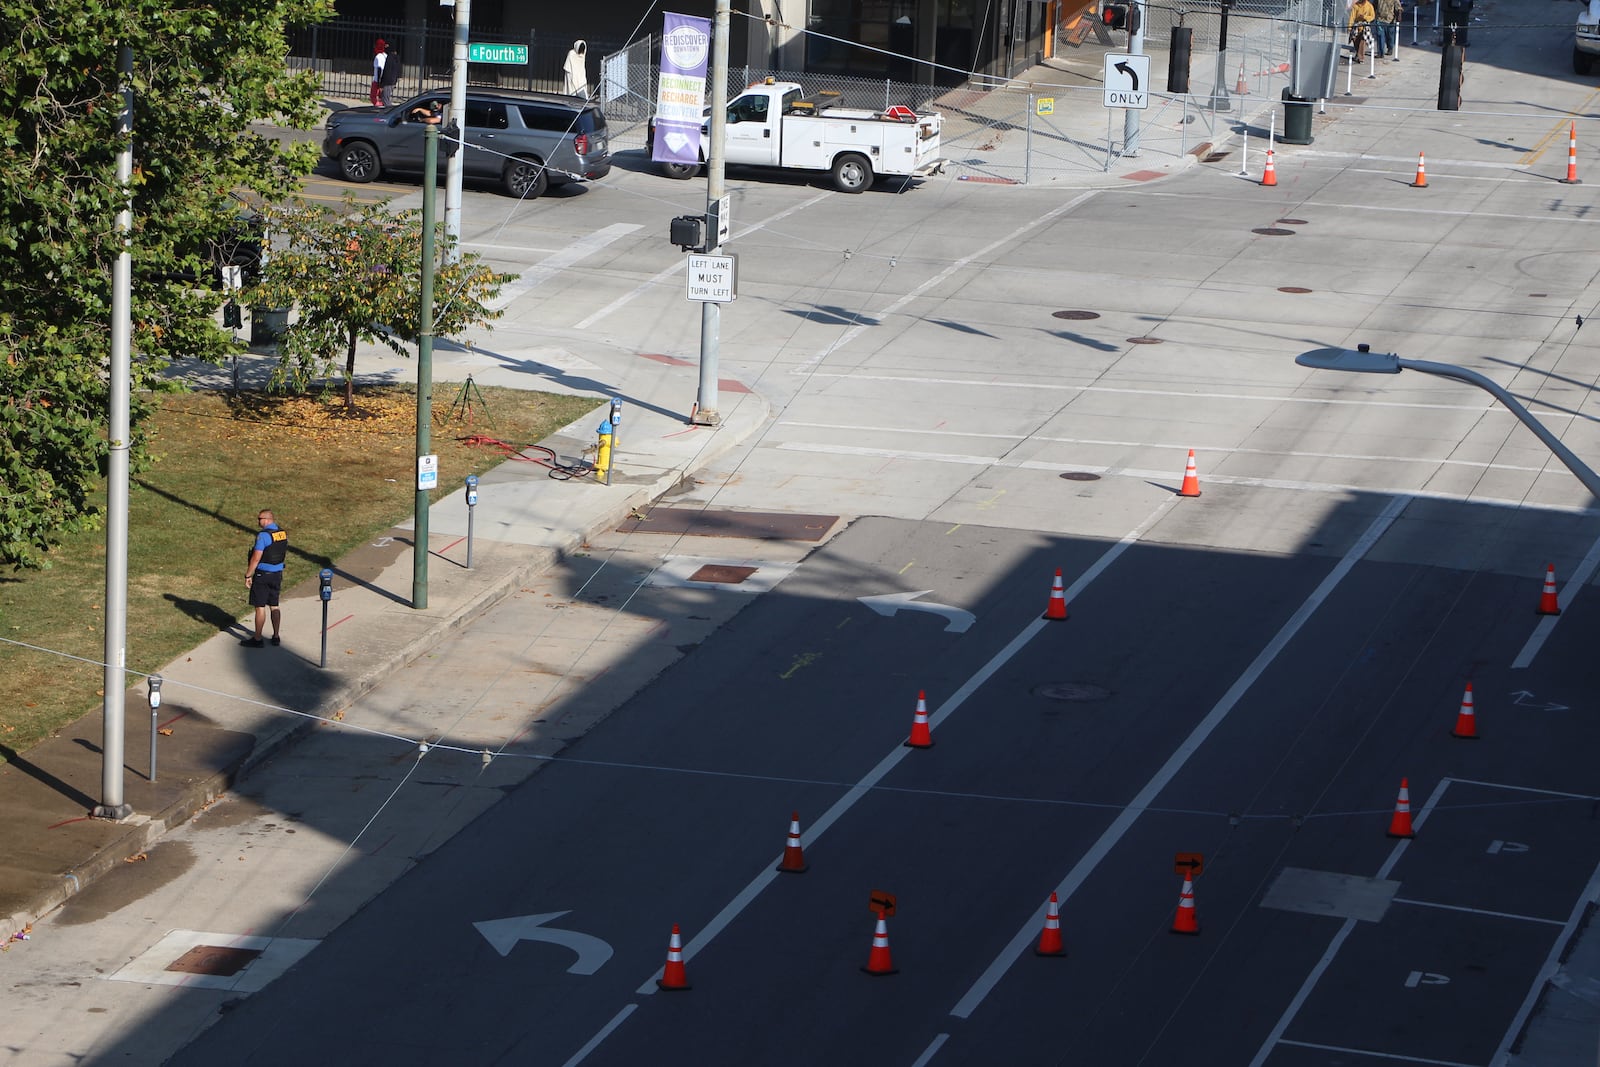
[727,95,768,124]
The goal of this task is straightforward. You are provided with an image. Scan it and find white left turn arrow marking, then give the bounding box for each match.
[473,911,613,974]
[857,591,975,633]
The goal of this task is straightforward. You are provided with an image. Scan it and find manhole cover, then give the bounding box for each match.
[1052,310,1101,320]
[688,564,757,584]
[1252,227,1295,236]
[1126,336,1163,344]
[166,945,262,977]
[1277,218,1309,225]
[1034,683,1112,702]
[1059,471,1101,481]
[1278,286,1313,294]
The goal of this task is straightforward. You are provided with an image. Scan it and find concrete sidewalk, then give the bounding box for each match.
[0,330,769,945]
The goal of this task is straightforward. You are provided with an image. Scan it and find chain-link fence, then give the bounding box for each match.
[288,18,626,102]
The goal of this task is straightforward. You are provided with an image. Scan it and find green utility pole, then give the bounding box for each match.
[414,122,438,609]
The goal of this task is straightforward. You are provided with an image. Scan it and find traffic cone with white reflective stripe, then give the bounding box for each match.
[1171,874,1200,935]
[1387,777,1415,839]
[1538,564,1562,615]
[656,924,691,990]
[1035,892,1067,956]
[1179,449,1202,497]
[1044,568,1068,620]
[862,915,898,975]
[906,689,934,748]
[1410,152,1428,188]
[776,811,808,873]
[1451,683,1479,739]
[1562,122,1581,184]
[1260,148,1278,187]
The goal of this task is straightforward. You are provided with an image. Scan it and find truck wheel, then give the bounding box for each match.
[503,157,549,199]
[338,142,380,183]
[1575,48,1594,75]
[659,161,702,179]
[830,154,874,193]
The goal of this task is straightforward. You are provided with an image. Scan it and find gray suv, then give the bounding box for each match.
[323,88,611,199]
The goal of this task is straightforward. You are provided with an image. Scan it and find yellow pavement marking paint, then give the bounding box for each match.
[945,524,962,535]
[780,652,820,680]
[898,560,916,575]
[1520,89,1600,167]
[976,489,1006,510]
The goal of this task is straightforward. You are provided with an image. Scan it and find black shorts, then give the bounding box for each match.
[249,570,283,607]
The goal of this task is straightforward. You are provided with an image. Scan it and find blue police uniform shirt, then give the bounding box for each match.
[254,524,287,572]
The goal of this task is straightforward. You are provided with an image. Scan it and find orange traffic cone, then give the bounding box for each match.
[1171,874,1199,935]
[906,689,934,748]
[656,924,691,990]
[862,915,898,975]
[1034,892,1067,956]
[1537,563,1562,615]
[1451,683,1479,739]
[1044,568,1068,620]
[1236,58,1249,95]
[1261,148,1278,187]
[1562,122,1581,185]
[1410,151,1428,188]
[776,811,808,872]
[1178,449,1201,497]
[1387,777,1415,839]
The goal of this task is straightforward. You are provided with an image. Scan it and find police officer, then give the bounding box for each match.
[243,509,288,647]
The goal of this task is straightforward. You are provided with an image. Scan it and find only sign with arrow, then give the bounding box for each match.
[1103,53,1150,109]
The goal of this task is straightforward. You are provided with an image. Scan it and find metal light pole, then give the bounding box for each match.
[691,0,731,427]
[1297,345,1600,499]
[414,122,439,609]
[1211,0,1234,112]
[97,44,135,821]
[1125,0,1146,154]
[445,0,470,264]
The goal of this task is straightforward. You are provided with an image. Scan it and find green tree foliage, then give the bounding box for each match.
[251,196,510,410]
[0,0,332,567]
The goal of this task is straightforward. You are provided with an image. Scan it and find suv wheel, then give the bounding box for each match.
[338,142,380,183]
[504,157,549,199]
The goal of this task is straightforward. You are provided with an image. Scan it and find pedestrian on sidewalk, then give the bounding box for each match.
[243,509,287,647]
[378,40,401,105]
[370,38,388,107]
[1348,0,1376,63]
[563,40,589,98]
[1374,0,1402,58]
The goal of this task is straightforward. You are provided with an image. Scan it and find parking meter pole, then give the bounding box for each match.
[464,476,479,570]
[414,123,439,611]
[691,0,730,427]
[319,569,333,669]
[97,44,136,821]
[147,675,162,784]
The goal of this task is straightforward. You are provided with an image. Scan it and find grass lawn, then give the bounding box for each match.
[0,383,600,763]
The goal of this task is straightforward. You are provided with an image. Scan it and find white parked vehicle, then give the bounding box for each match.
[1577,0,1600,73]
[647,79,945,193]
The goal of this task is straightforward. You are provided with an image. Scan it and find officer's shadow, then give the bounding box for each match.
[164,593,249,637]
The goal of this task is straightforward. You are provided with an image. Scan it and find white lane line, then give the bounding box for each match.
[486,223,641,311]
[623,496,1177,1006]
[1443,777,1599,801]
[1510,530,1600,669]
[1391,897,1566,927]
[1276,1038,1481,1067]
[573,192,831,329]
[563,1004,637,1067]
[795,189,1100,373]
[1492,857,1600,1065]
[1247,776,1448,1067]
[910,1033,951,1067]
[952,494,1412,1022]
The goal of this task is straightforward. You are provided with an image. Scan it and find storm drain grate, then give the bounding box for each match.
[688,564,757,584]
[166,945,262,977]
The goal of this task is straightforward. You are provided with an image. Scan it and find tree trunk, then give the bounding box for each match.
[344,327,358,410]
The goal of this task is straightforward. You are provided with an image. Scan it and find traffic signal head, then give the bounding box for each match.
[1102,3,1129,29]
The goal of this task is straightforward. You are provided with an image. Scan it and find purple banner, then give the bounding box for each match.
[652,12,712,166]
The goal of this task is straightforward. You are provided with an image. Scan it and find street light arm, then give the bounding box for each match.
[1398,357,1600,501]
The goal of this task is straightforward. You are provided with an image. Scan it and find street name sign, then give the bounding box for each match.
[1103,53,1150,109]
[468,42,528,65]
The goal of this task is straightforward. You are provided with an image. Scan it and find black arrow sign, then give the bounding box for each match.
[1114,61,1141,91]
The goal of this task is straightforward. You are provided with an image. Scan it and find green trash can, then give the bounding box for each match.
[250,307,290,346]
[1280,88,1314,145]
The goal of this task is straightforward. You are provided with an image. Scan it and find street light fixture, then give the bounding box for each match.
[1296,344,1600,500]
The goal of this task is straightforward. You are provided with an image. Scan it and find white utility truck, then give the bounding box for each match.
[1578,0,1600,72]
[648,79,945,193]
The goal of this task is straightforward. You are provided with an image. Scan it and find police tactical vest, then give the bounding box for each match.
[261,528,288,566]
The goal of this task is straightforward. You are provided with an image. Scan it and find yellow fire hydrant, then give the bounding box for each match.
[594,418,614,485]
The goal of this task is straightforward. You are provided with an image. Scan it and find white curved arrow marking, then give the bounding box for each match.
[473,911,613,974]
[1510,690,1569,711]
[857,590,975,633]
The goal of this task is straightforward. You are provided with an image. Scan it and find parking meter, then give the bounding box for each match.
[148,675,163,782]
[319,568,333,669]
[319,568,334,602]
[464,475,479,570]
